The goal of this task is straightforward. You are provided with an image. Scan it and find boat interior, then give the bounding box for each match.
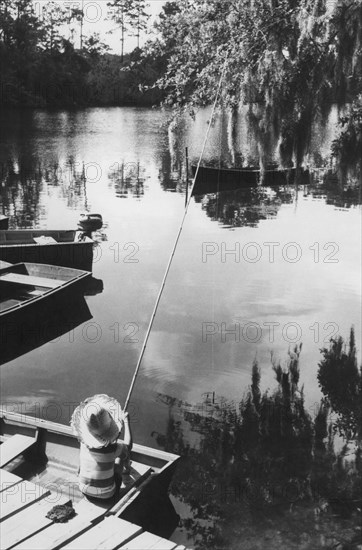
[0,412,179,508]
[0,413,182,547]
[0,230,84,245]
[0,263,84,313]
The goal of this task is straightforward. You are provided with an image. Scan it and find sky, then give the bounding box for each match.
[32,0,166,54]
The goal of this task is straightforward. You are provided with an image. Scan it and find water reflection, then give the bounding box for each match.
[1,108,360,233]
[0,107,360,549]
[195,172,361,229]
[0,295,92,366]
[196,188,284,228]
[306,170,362,209]
[108,161,145,199]
[154,333,361,549]
[0,154,89,227]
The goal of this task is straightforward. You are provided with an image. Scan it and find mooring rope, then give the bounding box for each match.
[124,55,229,411]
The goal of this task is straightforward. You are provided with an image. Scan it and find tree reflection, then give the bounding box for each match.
[108,161,145,199]
[154,336,361,549]
[196,187,285,228]
[318,327,362,441]
[0,153,90,226]
[196,170,361,229]
[0,153,43,227]
[305,170,362,209]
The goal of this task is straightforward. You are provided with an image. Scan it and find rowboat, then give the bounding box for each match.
[0,409,182,549]
[0,262,91,332]
[0,230,94,271]
[0,215,9,230]
[191,164,310,193]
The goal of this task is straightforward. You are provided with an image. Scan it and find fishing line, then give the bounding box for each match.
[124,5,296,410]
[124,55,229,411]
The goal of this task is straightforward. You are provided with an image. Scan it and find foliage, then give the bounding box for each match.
[154,336,362,549]
[144,0,362,166]
[318,327,362,441]
[0,0,153,107]
[331,94,362,176]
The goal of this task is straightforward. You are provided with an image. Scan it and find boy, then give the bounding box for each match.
[71,394,132,500]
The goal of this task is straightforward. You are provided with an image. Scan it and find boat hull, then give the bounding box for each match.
[191,165,310,193]
[0,230,94,271]
[0,262,91,346]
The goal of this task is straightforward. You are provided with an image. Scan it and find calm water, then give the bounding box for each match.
[0,107,361,548]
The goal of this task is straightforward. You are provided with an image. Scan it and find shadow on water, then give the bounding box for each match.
[0,294,93,366]
[154,329,361,549]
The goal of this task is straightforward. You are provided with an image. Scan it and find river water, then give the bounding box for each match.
[0,106,361,548]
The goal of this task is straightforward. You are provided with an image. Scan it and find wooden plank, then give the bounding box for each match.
[1,495,68,549]
[0,480,50,520]
[119,531,177,550]
[129,460,153,478]
[62,516,142,550]
[15,499,105,550]
[0,469,22,492]
[0,299,21,311]
[0,434,35,467]
[0,272,64,288]
[149,539,178,550]
[108,469,154,517]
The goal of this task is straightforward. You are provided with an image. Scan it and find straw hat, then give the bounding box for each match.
[71,394,124,449]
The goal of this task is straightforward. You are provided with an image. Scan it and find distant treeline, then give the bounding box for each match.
[1,0,361,119]
[0,0,164,107]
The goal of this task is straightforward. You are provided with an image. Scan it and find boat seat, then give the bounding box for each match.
[0,273,65,289]
[0,469,22,492]
[0,434,36,468]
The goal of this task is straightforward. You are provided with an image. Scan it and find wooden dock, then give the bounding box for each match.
[0,468,187,550]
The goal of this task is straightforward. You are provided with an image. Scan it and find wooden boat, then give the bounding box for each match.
[0,262,91,332]
[0,215,9,230]
[0,230,94,271]
[0,409,182,549]
[191,164,310,194]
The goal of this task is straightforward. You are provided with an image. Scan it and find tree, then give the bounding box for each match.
[69,3,84,49]
[39,1,68,53]
[83,33,110,58]
[129,0,149,50]
[107,0,149,62]
[149,0,362,166]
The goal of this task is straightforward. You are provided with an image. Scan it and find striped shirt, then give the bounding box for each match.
[78,441,129,499]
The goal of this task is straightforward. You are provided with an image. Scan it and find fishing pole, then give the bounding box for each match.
[124,54,229,411]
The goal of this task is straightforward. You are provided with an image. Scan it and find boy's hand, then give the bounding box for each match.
[119,411,129,424]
